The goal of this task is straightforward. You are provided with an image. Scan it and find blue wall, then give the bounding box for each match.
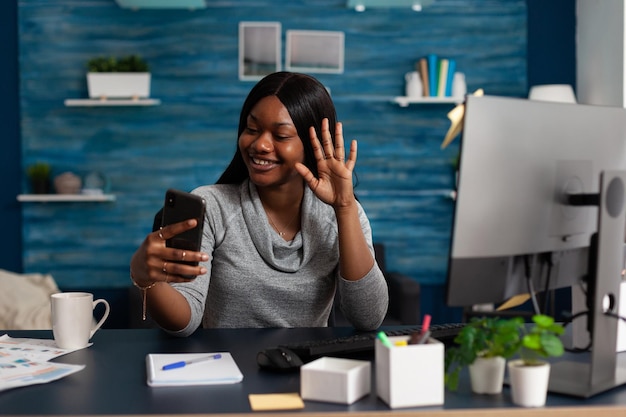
[17,0,528,290]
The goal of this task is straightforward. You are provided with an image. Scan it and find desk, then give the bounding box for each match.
[1,327,626,416]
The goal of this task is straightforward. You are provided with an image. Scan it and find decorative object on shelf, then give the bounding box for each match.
[452,72,467,99]
[444,316,520,394]
[86,55,151,101]
[404,71,423,98]
[53,172,82,194]
[26,162,52,194]
[82,171,110,195]
[440,88,484,149]
[528,84,577,104]
[507,315,565,408]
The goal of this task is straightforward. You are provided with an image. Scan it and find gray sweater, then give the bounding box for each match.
[167,179,389,336]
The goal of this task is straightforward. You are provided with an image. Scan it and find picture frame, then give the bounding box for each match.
[238,22,281,81]
[286,30,345,74]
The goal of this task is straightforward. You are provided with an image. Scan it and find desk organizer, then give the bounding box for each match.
[300,356,371,404]
[375,336,444,408]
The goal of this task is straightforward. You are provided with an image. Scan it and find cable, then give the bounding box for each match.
[524,255,541,315]
[541,253,554,316]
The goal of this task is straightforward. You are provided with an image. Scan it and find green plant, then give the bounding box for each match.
[444,316,520,390]
[516,314,565,366]
[87,55,149,72]
[26,162,51,180]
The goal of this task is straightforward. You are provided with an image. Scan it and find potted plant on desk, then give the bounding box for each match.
[86,54,151,100]
[444,316,520,394]
[507,314,565,407]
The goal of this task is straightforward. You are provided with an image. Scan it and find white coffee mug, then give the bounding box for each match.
[51,292,110,349]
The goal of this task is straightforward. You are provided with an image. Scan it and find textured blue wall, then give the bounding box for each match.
[18,0,527,289]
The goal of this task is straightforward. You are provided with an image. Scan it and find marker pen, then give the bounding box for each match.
[377,331,394,348]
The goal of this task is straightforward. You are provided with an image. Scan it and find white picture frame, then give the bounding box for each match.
[286,30,345,74]
[238,22,281,81]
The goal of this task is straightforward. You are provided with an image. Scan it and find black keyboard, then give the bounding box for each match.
[278,323,465,361]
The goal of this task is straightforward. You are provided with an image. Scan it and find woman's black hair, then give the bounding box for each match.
[216,72,337,184]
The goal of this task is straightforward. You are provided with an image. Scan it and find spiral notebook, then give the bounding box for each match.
[146,352,243,387]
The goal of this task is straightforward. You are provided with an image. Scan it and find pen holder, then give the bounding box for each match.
[375,336,444,408]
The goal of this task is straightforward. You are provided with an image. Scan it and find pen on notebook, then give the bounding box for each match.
[377,331,394,348]
[162,353,222,371]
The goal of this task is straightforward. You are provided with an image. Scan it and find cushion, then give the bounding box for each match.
[0,269,59,330]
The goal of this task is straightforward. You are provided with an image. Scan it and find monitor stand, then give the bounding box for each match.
[548,170,626,398]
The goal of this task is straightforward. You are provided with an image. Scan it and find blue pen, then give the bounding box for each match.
[162,353,222,371]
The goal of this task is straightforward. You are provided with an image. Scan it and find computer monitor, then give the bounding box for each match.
[445,95,626,397]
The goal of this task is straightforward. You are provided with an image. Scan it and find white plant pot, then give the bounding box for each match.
[468,356,506,394]
[87,72,151,99]
[507,359,550,407]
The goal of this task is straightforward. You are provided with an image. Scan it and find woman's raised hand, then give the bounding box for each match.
[295,118,357,208]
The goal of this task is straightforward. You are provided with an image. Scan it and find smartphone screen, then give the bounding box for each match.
[161,189,206,266]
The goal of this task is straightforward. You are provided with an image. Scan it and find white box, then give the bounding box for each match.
[375,336,444,409]
[300,356,371,405]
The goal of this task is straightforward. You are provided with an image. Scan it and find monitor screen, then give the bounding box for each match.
[445,94,626,397]
[446,95,626,307]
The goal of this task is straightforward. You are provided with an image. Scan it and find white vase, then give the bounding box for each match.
[507,359,551,407]
[451,72,467,99]
[405,71,423,97]
[468,356,506,394]
[87,72,151,99]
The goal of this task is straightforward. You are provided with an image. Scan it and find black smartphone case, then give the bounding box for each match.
[161,189,206,266]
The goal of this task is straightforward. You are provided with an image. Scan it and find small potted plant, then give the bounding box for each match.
[26,162,52,194]
[507,314,565,407]
[444,316,520,394]
[86,54,151,100]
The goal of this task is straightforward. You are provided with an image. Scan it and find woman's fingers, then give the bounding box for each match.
[147,218,208,281]
[154,218,198,242]
[310,118,348,163]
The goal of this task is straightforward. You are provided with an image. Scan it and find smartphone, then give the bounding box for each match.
[161,189,206,267]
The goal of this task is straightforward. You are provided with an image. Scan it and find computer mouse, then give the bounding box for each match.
[256,347,304,372]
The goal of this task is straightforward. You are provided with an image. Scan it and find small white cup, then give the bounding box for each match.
[51,292,110,349]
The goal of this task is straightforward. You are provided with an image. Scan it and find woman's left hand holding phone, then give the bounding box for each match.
[130,218,209,330]
[131,218,209,287]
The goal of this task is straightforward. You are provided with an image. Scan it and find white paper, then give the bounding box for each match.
[0,334,86,392]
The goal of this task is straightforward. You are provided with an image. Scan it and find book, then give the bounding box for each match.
[146,352,243,387]
[417,58,430,97]
[427,54,438,97]
[445,59,456,97]
[437,58,449,97]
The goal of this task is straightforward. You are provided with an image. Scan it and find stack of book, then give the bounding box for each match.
[416,54,457,98]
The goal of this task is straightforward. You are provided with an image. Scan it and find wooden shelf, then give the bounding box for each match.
[64,98,161,107]
[392,96,463,107]
[17,194,116,203]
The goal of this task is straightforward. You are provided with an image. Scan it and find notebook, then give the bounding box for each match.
[146,352,243,387]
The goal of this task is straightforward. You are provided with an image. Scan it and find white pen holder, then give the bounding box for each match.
[375,336,444,409]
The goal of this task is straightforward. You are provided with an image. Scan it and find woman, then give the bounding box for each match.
[130,72,388,336]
